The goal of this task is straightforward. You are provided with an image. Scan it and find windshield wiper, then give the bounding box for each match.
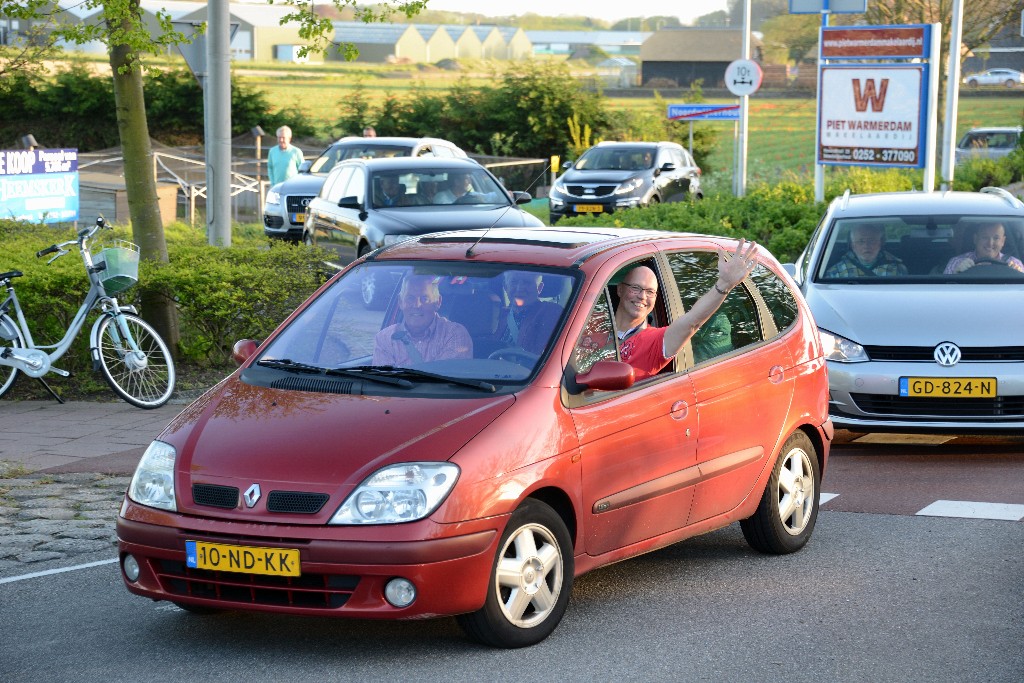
[256,358,323,374]
[348,365,497,393]
[257,358,413,388]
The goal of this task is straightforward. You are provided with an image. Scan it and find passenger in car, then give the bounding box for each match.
[372,275,473,366]
[825,223,908,278]
[613,240,757,380]
[944,221,1024,274]
[434,172,473,203]
[500,272,563,354]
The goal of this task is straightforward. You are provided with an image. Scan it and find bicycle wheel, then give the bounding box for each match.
[0,313,24,399]
[95,313,176,409]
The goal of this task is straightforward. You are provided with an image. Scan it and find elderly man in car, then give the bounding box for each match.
[372,274,472,366]
[825,223,908,278]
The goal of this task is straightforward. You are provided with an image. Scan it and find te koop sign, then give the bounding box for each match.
[0,148,79,223]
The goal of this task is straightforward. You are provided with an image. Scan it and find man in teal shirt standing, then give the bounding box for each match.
[267,125,304,185]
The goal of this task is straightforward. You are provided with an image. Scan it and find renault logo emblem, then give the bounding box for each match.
[934,342,961,367]
[243,483,262,508]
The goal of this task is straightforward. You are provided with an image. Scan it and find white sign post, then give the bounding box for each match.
[726,58,762,197]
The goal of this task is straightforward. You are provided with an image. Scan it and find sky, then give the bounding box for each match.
[422,0,730,26]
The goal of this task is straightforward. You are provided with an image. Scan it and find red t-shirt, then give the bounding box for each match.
[619,326,670,380]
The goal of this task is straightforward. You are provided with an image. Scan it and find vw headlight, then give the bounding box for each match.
[265,189,281,205]
[819,329,868,362]
[127,441,177,511]
[613,177,644,195]
[330,463,460,525]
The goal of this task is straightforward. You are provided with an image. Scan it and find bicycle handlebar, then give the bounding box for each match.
[36,216,108,261]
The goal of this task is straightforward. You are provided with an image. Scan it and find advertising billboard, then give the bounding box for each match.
[818,66,927,167]
[0,148,79,223]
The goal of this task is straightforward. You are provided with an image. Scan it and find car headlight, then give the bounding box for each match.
[265,189,281,205]
[551,180,567,195]
[382,234,414,247]
[819,329,868,363]
[330,463,459,525]
[127,441,177,511]
[614,177,644,195]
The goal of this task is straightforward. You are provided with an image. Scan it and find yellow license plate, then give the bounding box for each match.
[186,540,301,577]
[899,377,997,398]
[291,212,306,223]
[574,204,603,213]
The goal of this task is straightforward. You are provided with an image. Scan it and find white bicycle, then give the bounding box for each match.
[0,216,176,409]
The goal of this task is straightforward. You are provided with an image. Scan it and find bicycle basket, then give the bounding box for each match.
[93,240,140,294]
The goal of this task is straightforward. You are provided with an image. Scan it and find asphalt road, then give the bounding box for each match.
[3,519,1022,680]
[2,433,1022,681]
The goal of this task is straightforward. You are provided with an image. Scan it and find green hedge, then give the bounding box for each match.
[1,220,333,399]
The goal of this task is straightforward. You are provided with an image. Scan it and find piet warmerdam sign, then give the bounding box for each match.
[0,148,79,223]
[816,25,932,168]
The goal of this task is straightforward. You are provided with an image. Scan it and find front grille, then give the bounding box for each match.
[285,195,314,225]
[849,393,1024,419]
[263,214,284,228]
[267,490,329,514]
[156,559,358,609]
[565,185,616,197]
[193,484,239,509]
[864,345,1024,362]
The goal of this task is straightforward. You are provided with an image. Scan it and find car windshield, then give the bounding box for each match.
[370,168,510,208]
[257,261,576,385]
[309,143,422,174]
[574,147,656,171]
[814,215,1024,282]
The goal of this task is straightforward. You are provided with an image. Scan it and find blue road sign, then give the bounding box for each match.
[667,104,740,121]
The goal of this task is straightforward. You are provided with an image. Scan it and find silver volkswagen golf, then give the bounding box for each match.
[786,187,1024,433]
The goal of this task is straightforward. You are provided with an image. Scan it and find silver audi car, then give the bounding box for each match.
[786,187,1024,433]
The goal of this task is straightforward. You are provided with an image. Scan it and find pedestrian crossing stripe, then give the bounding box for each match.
[915,500,1024,521]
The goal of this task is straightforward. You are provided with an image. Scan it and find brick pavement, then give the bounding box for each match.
[0,397,193,579]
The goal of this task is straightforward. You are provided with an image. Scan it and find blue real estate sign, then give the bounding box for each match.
[0,148,79,223]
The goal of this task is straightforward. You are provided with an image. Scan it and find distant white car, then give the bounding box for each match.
[955,127,1022,166]
[962,68,1024,88]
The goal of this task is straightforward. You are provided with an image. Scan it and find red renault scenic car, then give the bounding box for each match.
[118,227,832,648]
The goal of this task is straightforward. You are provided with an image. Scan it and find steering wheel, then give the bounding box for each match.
[487,347,539,364]
[962,258,1022,277]
[454,193,484,205]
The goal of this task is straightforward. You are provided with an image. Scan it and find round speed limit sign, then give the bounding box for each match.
[725,59,763,97]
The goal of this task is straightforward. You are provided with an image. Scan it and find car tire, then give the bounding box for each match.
[967,79,978,87]
[740,430,820,555]
[456,499,573,648]
[1006,79,1017,88]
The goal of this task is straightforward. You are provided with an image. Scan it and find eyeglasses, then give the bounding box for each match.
[623,283,658,299]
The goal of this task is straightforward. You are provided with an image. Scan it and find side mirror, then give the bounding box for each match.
[561,160,573,170]
[298,160,312,173]
[337,196,362,210]
[231,339,259,366]
[512,191,532,205]
[574,360,635,393]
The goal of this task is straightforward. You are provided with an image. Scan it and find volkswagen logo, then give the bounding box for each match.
[243,483,262,508]
[933,342,961,367]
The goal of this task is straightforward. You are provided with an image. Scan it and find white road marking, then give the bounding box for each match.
[820,492,839,504]
[0,558,118,585]
[916,500,1024,521]
[851,433,955,445]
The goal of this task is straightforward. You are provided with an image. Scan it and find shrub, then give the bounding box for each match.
[0,219,332,399]
[952,157,1013,191]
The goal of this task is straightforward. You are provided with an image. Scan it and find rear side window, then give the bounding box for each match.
[667,251,764,364]
[750,266,799,333]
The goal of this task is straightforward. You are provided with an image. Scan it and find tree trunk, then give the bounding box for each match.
[107,41,180,356]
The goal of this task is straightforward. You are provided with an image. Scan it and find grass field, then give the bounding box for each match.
[235,62,1022,186]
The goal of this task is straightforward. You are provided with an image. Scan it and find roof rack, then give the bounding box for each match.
[979,186,1024,209]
